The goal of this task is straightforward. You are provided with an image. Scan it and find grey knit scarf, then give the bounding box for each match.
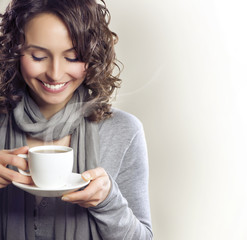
[0,86,102,239]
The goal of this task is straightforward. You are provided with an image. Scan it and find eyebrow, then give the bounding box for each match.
[24,45,75,53]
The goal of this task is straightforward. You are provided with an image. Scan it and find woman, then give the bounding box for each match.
[0,0,153,239]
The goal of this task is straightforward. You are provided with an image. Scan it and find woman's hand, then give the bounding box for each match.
[0,146,33,188]
[62,167,111,208]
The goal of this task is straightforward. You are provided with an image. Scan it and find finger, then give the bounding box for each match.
[0,183,10,189]
[0,177,11,187]
[0,146,29,169]
[12,146,29,155]
[62,179,101,202]
[61,175,110,207]
[0,154,28,171]
[61,191,100,208]
[2,146,29,155]
[62,197,98,208]
[0,164,32,185]
[71,200,99,208]
[81,167,107,181]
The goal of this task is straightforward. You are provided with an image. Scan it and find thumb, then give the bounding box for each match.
[81,167,106,181]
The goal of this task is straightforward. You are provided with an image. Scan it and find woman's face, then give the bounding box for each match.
[20,13,86,115]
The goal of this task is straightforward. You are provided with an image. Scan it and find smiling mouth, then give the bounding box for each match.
[41,81,66,90]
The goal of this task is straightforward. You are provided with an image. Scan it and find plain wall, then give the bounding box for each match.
[107,1,247,240]
[1,0,247,239]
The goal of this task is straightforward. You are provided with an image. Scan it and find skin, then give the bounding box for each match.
[20,13,86,119]
[0,146,32,188]
[0,13,111,208]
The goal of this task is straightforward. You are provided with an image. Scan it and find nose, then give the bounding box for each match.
[45,58,64,82]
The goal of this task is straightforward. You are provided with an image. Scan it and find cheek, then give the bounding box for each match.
[68,63,87,79]
[20,56,42,78]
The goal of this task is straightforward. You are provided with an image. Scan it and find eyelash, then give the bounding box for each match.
[31,55,46,62]
[65,57,79,63]
[31,55,79,63]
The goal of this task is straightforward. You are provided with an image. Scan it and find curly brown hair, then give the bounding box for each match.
[0,0,121,122]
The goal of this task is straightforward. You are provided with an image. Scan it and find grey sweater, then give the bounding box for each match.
[27,108,153,239]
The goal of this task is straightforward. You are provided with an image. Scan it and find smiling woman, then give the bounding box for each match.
[0,0,121,122]
[0,0,153,240]
[20,13,87,117]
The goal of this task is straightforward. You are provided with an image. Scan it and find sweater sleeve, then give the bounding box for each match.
[88,125,153,240]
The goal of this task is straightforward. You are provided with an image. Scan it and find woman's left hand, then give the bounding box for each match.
[61,167,111,208]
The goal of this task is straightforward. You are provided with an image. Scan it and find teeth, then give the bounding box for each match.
[43,82,66,90]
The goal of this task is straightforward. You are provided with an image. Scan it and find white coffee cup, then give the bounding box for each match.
[18,145,73,189]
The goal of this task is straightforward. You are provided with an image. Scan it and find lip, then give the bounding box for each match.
[38,80,70,93]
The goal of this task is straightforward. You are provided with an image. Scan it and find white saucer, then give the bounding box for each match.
[12,173,90,197]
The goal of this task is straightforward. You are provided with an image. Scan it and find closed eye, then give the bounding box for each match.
[65,57,79,63]
[31,54,46,62]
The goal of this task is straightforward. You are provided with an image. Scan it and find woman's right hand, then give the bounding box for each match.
[0,146,33,188]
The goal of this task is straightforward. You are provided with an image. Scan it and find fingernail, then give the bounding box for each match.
[62,196,69,201]
[82,172,91,180]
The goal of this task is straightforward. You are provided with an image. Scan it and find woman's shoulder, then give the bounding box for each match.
[102,108,142,129]
[99,108,144,138]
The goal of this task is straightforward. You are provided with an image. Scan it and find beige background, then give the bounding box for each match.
[2,0,247,239]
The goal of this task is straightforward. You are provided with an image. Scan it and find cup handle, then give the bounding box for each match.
[17,154,31,176]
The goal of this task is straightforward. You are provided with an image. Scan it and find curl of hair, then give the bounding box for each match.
[0,0,122,121]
